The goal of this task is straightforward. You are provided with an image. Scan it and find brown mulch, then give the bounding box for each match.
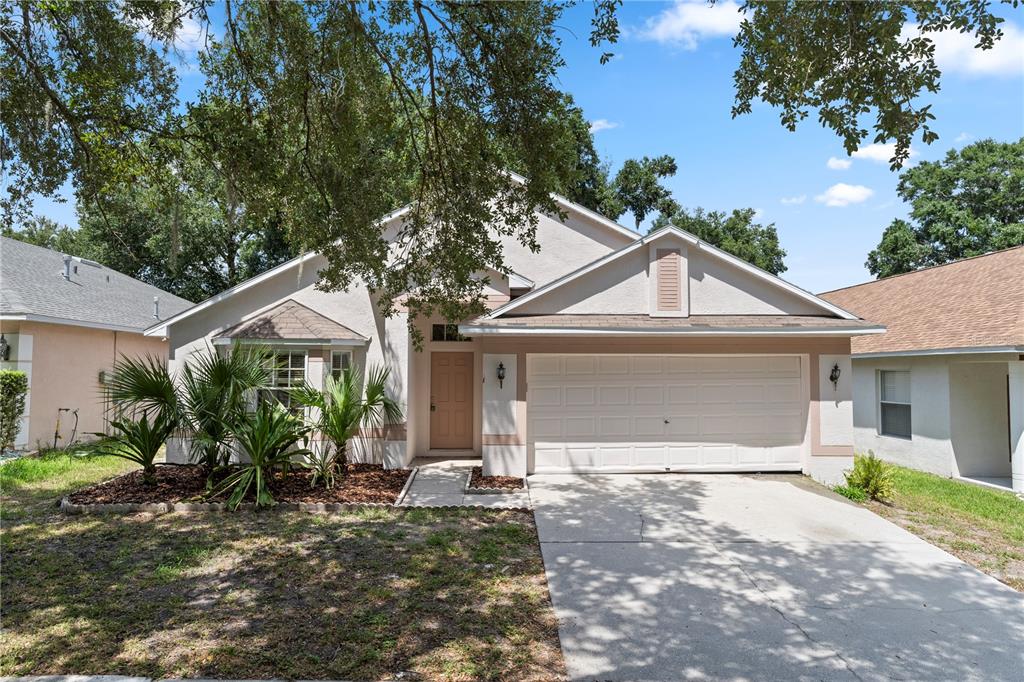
[67,462,411,505]
[469,465,524,490]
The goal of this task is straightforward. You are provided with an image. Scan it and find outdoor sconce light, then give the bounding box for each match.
[496,361,506,389]
[0,334,9,362]
[829,362,841,390]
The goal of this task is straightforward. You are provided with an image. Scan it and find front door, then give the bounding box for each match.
[430,352,474,449]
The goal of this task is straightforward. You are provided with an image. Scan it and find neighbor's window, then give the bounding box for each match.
[259,350,307,409]
[330,350,352,379]
[879,370,911,438]
[431,323,471,342]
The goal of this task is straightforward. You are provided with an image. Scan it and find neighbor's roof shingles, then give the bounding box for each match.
[215,299,366,342]
[0,236,192,331]
[820,246,1024,355]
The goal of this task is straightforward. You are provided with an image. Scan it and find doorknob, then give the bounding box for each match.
[664,419,670,424]
[431,404,436,412]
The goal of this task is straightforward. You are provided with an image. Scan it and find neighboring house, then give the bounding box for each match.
[0,237,192,450]
[147,188,882,484]
[821,246,1024,493]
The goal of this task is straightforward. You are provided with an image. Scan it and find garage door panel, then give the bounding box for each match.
[528,354,806,473]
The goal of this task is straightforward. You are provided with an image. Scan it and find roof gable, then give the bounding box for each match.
[821,246,1024,355]
[214,299,366,344]
[486,225,857,321]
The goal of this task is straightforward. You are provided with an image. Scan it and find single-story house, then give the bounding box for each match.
[147,188,883,484]
[821,246,1024,493]
[0,237,192,450]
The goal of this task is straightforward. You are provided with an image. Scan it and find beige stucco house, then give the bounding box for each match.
[0,237,192,450]
[822,246,1024,493]
[147,188,882,484]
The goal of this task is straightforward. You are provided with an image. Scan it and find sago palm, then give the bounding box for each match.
[92,410,176,485]
[292,365,403,487]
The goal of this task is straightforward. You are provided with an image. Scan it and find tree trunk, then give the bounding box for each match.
[336,438,348,477]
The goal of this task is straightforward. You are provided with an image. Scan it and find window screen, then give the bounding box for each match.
[879,370,911,438]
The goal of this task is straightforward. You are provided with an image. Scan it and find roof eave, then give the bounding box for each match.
[459,324,886,337]
[852,344,1024,359]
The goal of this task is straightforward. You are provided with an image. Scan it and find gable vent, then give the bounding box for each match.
[656,248,682,312]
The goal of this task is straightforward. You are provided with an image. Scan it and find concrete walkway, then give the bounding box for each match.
[531,473,1024,681]
[400,458,531,508]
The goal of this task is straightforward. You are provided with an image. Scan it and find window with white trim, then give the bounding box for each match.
[259,350,307,409]
[330,350,352,379]
[879,370,911,438]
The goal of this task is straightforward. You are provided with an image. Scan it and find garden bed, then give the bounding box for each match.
[66,462,412,506]
[468,465,525,492]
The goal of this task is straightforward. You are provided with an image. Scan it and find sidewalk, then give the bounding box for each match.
[400,458,531,508]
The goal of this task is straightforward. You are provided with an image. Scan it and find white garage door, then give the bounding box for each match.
[528,354,806,473]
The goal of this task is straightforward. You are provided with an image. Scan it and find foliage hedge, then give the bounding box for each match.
[0,370,29,450]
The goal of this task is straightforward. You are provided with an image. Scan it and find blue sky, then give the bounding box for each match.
[31,0,1024,293]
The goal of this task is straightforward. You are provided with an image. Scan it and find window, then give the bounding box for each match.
[879,370,911,438]
[431,323,471,342]
[259,350,307,409]
[330,350,352,379]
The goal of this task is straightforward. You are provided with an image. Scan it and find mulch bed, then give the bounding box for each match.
[469,465,524,490]
[67,462,411,505]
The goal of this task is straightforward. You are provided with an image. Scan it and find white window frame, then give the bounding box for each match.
[877,369,912,439]
[259,349,308,409]
[330,350,352,380]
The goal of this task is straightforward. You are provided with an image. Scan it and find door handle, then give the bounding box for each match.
[431,404,436,412]
[664,419,670,424]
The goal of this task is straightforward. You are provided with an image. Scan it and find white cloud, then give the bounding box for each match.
[851,143,918,164]
[912,22,1024,77]
[588,119,619,134]
[955,132,974,143]
[826,157,852,170]
[636,0,743,49]
[173,15,205,52]
[780,195,807,205]
[815,183,874,207]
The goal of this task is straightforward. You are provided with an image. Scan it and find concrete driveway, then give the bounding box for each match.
[530,473,1024,681]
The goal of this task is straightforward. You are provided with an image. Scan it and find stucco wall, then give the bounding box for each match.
[689,251,825,315]
[17,321,168,449]
[512,247,649,315]
[852,354,1016,478]
[949,361,1010,478]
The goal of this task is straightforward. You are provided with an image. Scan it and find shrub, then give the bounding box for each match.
[845,452,895,502]
[833,484,868,503]
[0,370,29,451]
[214,402,309,509]
[93,412,176,485]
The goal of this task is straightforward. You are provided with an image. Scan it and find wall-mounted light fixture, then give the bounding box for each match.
[496,361,506,389]
[829,362,841,391]
[0,334,9,362]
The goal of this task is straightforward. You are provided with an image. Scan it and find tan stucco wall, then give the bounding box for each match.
[18,321,168,449]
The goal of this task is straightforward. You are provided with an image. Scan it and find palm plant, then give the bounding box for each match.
[178,344,270,470]
[213,401,309,509]
[92,411,176,485]
[107,344,270,472]
[292,365,403,488]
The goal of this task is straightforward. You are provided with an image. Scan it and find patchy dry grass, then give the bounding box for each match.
[0,453,565,680]
[865,466,1024,591]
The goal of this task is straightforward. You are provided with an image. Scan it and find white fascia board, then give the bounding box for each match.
[212,337,368,347]
[507,270,535,290]
[459,324,886,337]
[1,313,146,334]
[852,345,1024,359]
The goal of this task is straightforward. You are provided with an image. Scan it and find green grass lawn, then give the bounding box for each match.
[0,453,565,681]
[865,466,1024,591]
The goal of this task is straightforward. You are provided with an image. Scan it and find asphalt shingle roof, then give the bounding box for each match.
[0,237,193,332]
[820,246,1024,355]
[467,314,880,331]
